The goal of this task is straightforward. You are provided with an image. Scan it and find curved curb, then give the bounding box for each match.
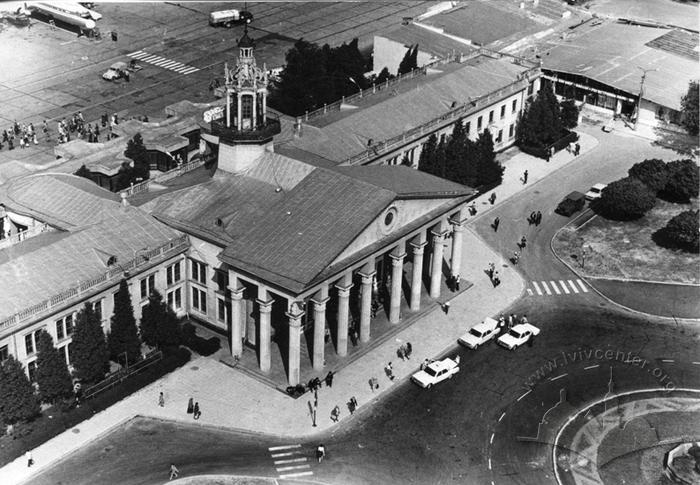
[552,388,700,485]
[550,214,700,323]
[171,474,333,485]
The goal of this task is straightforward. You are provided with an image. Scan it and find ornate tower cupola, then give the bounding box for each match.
[209,24,281,174]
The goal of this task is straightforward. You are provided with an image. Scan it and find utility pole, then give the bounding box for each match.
[633,67,657,130]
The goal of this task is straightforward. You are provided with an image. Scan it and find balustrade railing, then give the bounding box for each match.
[0,223,51,250]
[119,158,206,198]
[0,235,189,332]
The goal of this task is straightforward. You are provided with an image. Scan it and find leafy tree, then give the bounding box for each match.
[74,164,93,181]
[680,81,699,136]
[444,119,469,184]
[517,82,563,149]
[659,210,699,253]
[590,177,656,220]
[140,290,181,349]
[397,44,418,75]
[628,158,668,193]
[375,67,393,85]
[475,128,504,187]
[108,279,142,366]
[71,303,110,385]
[661,159,699,202]
[34,330,73,404]
[124,133,150,181]
[0,356,40,425]
[560,99,579,129]
[418,133,438,175]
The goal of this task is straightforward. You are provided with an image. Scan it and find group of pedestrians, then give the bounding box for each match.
[397,342,413,361]
[487,262,501,287]
[1,122,38,150]
[528,211,542,226]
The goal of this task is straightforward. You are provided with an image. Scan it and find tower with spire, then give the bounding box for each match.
[209,24,280,174]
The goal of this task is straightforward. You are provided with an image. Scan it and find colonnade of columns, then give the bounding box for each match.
[226,208,467,385]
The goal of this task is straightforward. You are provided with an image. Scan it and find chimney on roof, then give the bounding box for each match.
[120,192,130,207]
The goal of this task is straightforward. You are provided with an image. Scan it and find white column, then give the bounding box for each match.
[257,287,273,373]
[358,261,375,343]
[227,272,244,358]
[389,241,406,324]
[311,285,329,371]
[409,231,427,311]
[286,301,304,386]
[430,223,447,299]
[335,272,353,357]
[262,92,267,123]
[450,208,467,280]
[237,93,242,130]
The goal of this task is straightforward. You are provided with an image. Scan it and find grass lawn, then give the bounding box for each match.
[553,199,699,284]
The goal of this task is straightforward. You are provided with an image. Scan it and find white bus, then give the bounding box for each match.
[209,9,252,27]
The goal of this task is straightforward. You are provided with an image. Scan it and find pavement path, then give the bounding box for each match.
[0,122,685,485]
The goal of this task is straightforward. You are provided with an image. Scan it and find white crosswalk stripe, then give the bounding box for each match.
[268,444,314,480]
[126,50,200,75]
[528,279,588,297]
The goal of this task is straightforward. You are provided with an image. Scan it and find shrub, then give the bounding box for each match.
[661,159,699,202]
[628,158,668,193]
[654,210,700,253]
[590,177,656,220]
[680,81,699,136]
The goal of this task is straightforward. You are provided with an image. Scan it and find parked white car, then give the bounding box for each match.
[585,183,607,201]
[411,357,460,388]
[458,317,500,349]
[497,323,540,350]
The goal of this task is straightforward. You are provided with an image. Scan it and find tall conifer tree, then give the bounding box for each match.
[71,303,110,384]
[0,356,40,425]
[34,330,73,404]
[108,279,142,366]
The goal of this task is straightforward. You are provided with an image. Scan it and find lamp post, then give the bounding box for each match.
[633,67,657,131]
[581,244,590,270]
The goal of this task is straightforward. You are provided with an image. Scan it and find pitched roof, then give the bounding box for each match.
[379,24,477,59]
[219,168,396,292]
[284,56,530,163]
[0,173,121,229]
[542,21,699,111]
[0,205,181,322]
[332,165,476,199]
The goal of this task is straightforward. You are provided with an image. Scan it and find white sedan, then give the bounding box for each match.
[411,357,460,388]
[497,323,540,350]
[585,183,607,201]
[458,317,500,349]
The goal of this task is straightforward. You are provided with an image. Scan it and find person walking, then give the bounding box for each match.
[508,314,515,330]
[187,397,194,414]
[492,270,500,287]
[325,371,334,388]
[316,444,326,463]
[520,236,527,249]
[493,217,500,232]
[370,376,379,391]
[26,451,34,467]
[169,464,179,480]
[575,142,580,156]
[405,342,412,359]
[522,170,528,184]
[331,405,340,422]
[512,251,520,264]
[158,391,165,407]
[193,402,200,420]
[385,362,395,381]
[536,211,542,226]
[489,192,497,205]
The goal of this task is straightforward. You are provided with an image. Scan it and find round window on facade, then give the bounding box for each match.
[384,211,394,226]
[382,207,398,233]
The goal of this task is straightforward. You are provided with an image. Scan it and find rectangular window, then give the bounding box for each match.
[56,319,65,340]
[488,110,494,123]
[497,129,503,143]
[65,314,74,336]
[465,121,471,135]
[167,287,182,310]
[192,287,207,314]
[25,333,34,355]
[528,82,534,96]
[509,123,515,138]
[512,99,517,113]
[500,105,506,119]
[215,270,229,293]
[167,261,181,286]
[190,259,207,285]
[218,298,231,324]
[0,345,8,363]
[28,361,37,382]
[477,116,483,130]
[439,133,446,144]
[93,299,103,322]
[140,274,155,299]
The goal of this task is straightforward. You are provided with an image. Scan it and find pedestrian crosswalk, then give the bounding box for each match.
[268,444,314,479]
[527,279,589,296]
[126,50,200,75]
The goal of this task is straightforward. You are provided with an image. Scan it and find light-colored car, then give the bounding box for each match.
[411,357,460,388]
[585,183,607,201]
[458,317,500,349]
[497,323,540,350]
[102,61,128,81]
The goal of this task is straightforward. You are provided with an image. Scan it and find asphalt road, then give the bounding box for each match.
[26,303,700,485]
